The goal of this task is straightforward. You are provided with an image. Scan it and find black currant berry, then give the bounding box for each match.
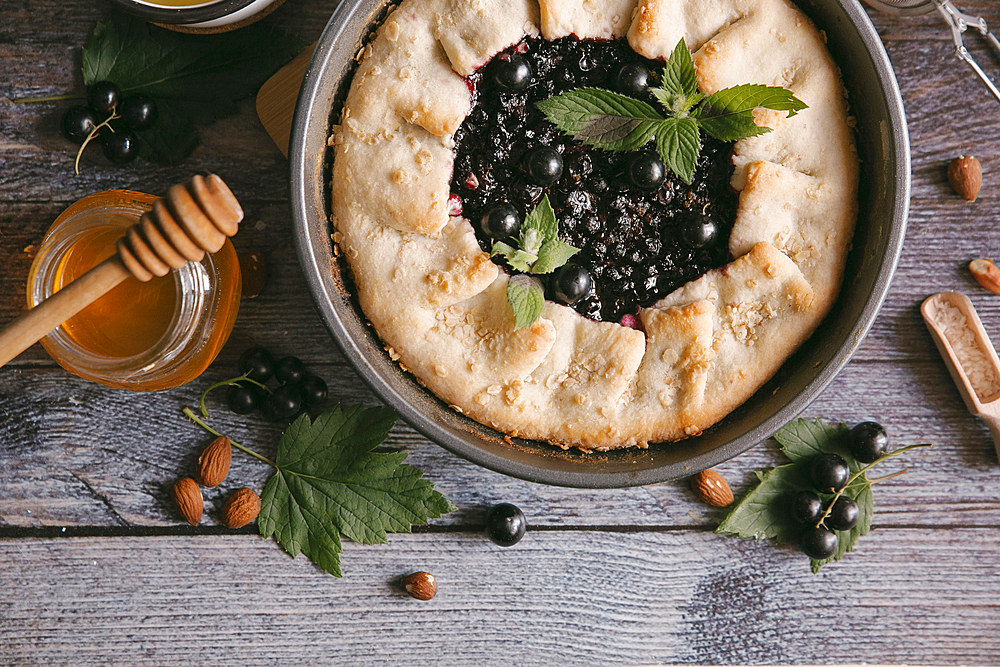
[490,54,532,93]
[479,204,520,240]
[800,526,839,560]
[239,347,274,382]
[101,131,137,164]
[627,153,665,190]
[87,80,122,116]
[523,146,563,186]
[790,490,824,524]
[810,453,851,493]
[298,375,328,407]
[264,383,302,421]
[550,264,592,305]
[484,502,527,547]
[225,382,259,416]
[61,105,99,143]
[615,62,650,96]
[826,495,860,531]
[119,94,158,131]
[275,356,306,385]
[849,421,889,463]
[680,214,719,249]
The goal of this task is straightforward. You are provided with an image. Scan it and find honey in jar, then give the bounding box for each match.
[27,190,242,391]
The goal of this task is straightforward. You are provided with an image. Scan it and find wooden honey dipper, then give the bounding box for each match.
[0,174,243,368]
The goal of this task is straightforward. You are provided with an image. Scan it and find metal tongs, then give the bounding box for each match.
[865,0,1000,103]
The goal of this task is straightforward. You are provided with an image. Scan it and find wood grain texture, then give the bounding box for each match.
[3,530,1000,665]
[3,0,1000,663]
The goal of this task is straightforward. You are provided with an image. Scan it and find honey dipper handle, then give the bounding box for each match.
[0,174,242,370]
[0,256,131,367]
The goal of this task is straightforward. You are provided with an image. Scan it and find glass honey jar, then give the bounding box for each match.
[26,190,242,391]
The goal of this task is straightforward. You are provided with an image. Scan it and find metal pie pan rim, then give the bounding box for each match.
[289,0,910,487]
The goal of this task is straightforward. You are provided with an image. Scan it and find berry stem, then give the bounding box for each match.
[13,92,85,104]
[199,373,271,418]
[74,111,119,175]
[813,443,931,528]
[182,407,276,468]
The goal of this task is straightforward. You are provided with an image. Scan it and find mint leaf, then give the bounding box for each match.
[258,405,455,577]
[493,196,581,276]
[655,118,700,183]
[532,238,579,275]
[491,241,536,273]
[523,195,559,244]
[661,39,699,97]
[697,84,807,141]
[651,87,703,118]
[82,11,307,164]
[507,275,545,329]
[537,89,663,152]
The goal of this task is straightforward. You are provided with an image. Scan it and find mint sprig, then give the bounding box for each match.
[716,419,930,573]
[492,196,580,329]
[537,39,806,183]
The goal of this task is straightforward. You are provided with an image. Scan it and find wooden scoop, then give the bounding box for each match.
[0,174,243,368]
[921,291,1000,457]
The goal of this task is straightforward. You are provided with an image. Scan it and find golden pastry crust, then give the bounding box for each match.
[329,0,859,450]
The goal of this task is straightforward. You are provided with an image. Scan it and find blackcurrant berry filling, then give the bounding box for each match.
[452,36,738,323]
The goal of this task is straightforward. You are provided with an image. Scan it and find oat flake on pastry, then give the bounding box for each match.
[329,0,859,451]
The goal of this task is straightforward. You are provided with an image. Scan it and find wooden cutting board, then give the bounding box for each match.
[255,43,316,157]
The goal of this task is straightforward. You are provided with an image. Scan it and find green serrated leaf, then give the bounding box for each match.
[536,89,662,152]
[655,118,700,184]
[522,195,559,243]
[661,39,699,97]
[82,11,307,165]
[651,87,703,118]
[698,112,771,142]
[258,405,455,577]
[507,275,545,329]
[491,241,536,273]
[774,419,850,463]
[532,238,580,275]
[695,84,807,142]
[716,462,813,545]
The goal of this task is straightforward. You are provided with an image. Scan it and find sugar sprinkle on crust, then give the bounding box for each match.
[330,0,858,449]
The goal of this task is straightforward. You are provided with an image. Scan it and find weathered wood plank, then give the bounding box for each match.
[1,359,997,528]
[2,529,999,664]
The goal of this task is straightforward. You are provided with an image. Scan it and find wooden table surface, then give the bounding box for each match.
[4,0,1000,663]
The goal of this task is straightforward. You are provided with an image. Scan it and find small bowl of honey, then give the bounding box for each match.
[27,190,242,391]
[105,0,287,32]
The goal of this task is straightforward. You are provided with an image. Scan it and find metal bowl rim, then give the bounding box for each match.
[289,0,910,487]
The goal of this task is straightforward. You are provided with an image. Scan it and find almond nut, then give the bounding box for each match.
[690,469,735,507]
[171,478,203,525]
[402,571,437,600]
[948,155,982,202]
[221,487,261,529]
[195,435,232,487]
[970,259,1000,295]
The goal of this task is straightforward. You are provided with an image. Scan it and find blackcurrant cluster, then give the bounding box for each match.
[792,421,890,560]
[224,347,329,422]
[61,80,158,168]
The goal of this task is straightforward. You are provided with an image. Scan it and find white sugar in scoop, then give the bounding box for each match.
[921,292,1000,457]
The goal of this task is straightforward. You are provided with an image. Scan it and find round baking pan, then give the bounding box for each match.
[289,0,910,487]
